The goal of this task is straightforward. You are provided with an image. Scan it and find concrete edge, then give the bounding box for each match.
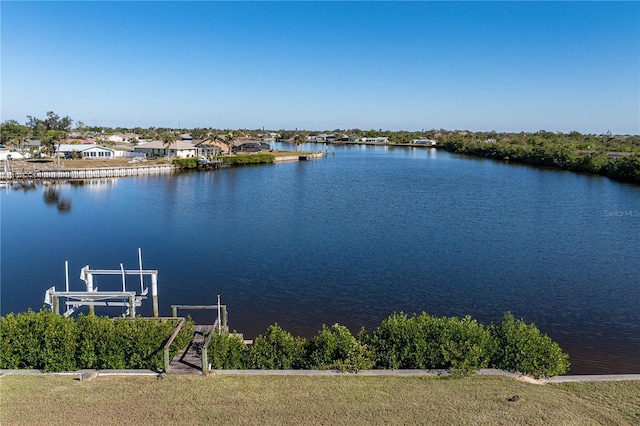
[545,374,640,383]
[2,368,639,382]
[0,369,157,378]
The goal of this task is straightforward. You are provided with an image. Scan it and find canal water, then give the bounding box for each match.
[2,144,639,374]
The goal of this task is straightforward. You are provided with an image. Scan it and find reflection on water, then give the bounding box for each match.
[5,179,120,213]
[43,184,72,213]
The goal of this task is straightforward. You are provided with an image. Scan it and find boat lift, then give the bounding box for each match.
[44,248,159,318]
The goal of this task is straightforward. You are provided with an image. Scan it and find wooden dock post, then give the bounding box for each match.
[201,347,209,374]
[87,273,95,316]
[129,296,136,318]
[53,295,59,315]
[221,306,227,330]
[152,274,159,317]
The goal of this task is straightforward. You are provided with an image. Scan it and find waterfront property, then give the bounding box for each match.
[1,145,638,375]
[410,138,437,146]
[56,144,116,159]
[359,137,389,143]
[133,140,198,158]
[232,139,270,153]
[194,139,226,156]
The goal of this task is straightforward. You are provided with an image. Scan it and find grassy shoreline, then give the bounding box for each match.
[1,375,638,425]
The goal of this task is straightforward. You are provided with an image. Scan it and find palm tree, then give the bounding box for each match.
[294,133,306,152]
[162,131,176,158]
[226,131,235,155]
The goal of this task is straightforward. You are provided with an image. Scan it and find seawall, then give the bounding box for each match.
[0,165,176,180]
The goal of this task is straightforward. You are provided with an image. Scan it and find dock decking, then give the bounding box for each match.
[168,324,214,374]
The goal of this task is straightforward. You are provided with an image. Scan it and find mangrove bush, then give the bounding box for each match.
[221,153,275,165]
[0,310,193,371]
[0,310,570,376]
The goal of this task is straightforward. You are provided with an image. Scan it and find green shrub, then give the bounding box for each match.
[172,158,199,169]
[607,154,640,183]
[438,315,493,375]
[221,154,275,165]
[370,313,494,375]
[206,332,248,369]
[489,312,570,378]
[248,324,305,369]
[0,313,20,368]
[0,310,77,371]
[0,310,193,372]
[305,324,374,372]
[76,314,122,369]
[369,312,446,369]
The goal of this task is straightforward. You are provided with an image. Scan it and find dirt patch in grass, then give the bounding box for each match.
[1,375,638,425]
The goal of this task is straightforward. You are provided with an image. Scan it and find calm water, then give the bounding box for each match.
[2,144,639,374]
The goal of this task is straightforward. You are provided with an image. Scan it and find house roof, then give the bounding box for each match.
[135,140,196,150]
[57,144,114,152]
[233,138,262,147]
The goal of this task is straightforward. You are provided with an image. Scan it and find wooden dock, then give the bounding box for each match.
[299,152,324,161]
[168,324,214,374]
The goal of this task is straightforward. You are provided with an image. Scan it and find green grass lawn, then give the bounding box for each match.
[2,375,638,425]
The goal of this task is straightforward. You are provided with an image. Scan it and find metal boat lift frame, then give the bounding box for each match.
[44,248,159,318]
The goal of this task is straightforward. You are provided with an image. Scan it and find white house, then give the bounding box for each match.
[106,135,124,143]
[133,140,197,158]
[56,144,116,159]
[361,137,389,143]
[410,139,437,146]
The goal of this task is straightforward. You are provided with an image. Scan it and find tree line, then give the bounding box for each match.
[435,131,640,184]
[2,112,637,183]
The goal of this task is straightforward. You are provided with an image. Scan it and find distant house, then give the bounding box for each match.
[106,135,124,143]
[0,145,27,161]
[133,140,197,158]
[232,139,268,153]
[361,137,389,143]
[194,139,226,156]
[307,134,336,142]
[94,133,135,144]
[56,144,116,159]
[411,139,437,146]
[27,139,42,149]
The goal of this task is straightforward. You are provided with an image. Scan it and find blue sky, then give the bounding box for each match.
[2,1,638,134]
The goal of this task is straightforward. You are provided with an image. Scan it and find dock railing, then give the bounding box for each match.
[170,298,227,374]
[163,317,186,373]
[201,318,220,374]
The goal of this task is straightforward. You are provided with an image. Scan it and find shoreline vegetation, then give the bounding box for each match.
[1,310,569,378]
[3,136,638,184]
[1,112,638,183]
[432,130,640,184]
